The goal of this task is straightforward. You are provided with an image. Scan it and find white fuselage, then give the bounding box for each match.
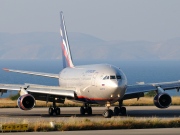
[58,64,127,104]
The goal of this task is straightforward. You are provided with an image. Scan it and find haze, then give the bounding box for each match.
[1,0,180,42]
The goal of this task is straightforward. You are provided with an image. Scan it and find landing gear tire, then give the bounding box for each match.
[49,107,61,116]
[114,107,120,116]
[113,106,127,116]
[80,104,92,115]
[120,107,127,116]
[103,109,113,118]
[80,106,85,115]
[87,107,92,115]
[55,107,61,115]
[49,107,54,116]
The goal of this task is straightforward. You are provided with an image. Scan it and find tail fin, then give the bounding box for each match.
[60,11,74,68]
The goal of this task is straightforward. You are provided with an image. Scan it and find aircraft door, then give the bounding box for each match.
[92,72,98,86]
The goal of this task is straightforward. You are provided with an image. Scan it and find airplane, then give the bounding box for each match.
[0,11,180,118]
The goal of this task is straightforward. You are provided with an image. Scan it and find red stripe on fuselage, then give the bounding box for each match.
[77,96,114,101]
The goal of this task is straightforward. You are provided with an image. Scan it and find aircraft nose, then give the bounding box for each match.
[109,81,124,98]
[110,81,121,93]
[110,81,119,88]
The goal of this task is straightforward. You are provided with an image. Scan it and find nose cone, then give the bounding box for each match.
[109,81,126,100]
[110,81,119,88]
[109,81,120,94]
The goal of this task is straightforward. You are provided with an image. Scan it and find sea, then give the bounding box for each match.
[1,60,180,97]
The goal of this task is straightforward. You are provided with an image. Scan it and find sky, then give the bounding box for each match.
[1,0,180,42]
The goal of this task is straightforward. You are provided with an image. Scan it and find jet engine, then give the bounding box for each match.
[17,94,35,110]
[154,93,172,108]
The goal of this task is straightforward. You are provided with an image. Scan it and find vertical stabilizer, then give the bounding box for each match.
[60,11,74,68]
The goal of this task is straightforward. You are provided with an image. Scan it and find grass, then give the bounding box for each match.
[1,117,180,132]
[122,96,180,106]
[1,96,180,132]
[1,96,180,108]
[0,98,84,108]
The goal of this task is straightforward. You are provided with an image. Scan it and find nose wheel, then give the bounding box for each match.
[102,102,113,118]
[102,101,127,118]
[102,109,113,118]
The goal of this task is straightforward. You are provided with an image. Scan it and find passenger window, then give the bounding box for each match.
[110,75,116,79]
[116,75,121,79]
[107,76,109,79]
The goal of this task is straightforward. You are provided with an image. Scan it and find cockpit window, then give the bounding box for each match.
[116,75,121,79]
[103,75,121,80]
[110,75,116,79]
[103,76,109,80]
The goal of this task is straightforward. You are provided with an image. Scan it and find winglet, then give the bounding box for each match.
[60,11,74,68]
[3,68,9,72]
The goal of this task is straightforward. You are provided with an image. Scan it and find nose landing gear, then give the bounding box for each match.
[103,100,127,118]
[102,109,113,118]
[102,102,113,118]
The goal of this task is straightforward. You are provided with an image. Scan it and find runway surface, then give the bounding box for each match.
[0,106,180,134]
[0,106,180,122]
[1,128,180,135]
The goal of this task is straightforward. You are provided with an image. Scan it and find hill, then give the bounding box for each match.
[0,32,180,61]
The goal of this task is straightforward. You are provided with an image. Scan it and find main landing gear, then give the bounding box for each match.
[102,101,127,118]
[48,101,61,116]
[113,100,127,116]
[80,103,92,115]
[113,106,126,116]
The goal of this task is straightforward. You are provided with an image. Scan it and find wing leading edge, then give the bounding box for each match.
[123,80,180,100]
[0,83,76,100]
[3,68,59,79]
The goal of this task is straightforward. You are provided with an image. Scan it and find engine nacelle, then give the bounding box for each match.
[154,93,172,108]
[17,94,35,110]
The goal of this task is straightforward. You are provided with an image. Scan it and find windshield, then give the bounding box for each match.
[103,76,109,80]
[110,75,116,79]
[116,75,121,79]
[103,75,121,80]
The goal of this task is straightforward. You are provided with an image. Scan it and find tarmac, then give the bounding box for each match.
[0,106,180,134]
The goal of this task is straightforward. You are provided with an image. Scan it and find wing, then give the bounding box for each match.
[3,68,59,78]
[123,80,180,100]
[0,83,76,103]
